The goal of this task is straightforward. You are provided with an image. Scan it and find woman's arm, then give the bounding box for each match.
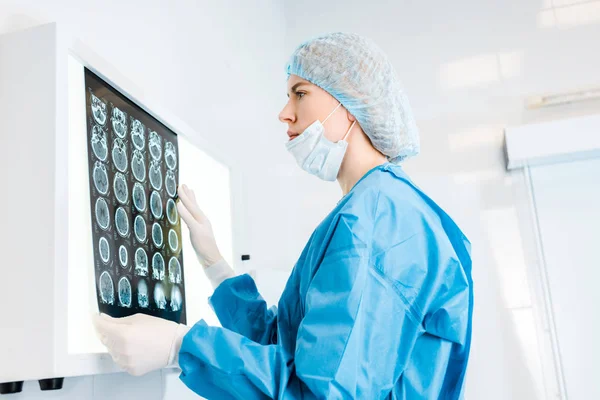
[208,268,279,346]
[179,246,422,399]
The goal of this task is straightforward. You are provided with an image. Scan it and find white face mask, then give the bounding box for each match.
[285,103,356,182]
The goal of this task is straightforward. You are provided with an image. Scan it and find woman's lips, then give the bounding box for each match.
[287,130,300,141]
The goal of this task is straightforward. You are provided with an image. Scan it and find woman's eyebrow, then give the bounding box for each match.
[287,82,307,97]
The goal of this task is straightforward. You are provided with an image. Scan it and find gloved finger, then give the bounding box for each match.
[177,186,197,221]
[100,313,131,325]
[129,312,156,323]
[177,184,194,206]
[176,200,197,229]
[183,184,197,203]
[109,351,128,370]
[92,313,116,336]
[178,185,208,223]
[92,315,128,351]
[178,185,202,220]
[126,364,147,377]
[92,314,125,351]
[93,326,118,353]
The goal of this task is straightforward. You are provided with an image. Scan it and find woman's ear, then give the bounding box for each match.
[346,110,357,122]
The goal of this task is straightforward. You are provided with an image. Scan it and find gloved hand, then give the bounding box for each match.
[177,184,223,268]
[92,313,190,376]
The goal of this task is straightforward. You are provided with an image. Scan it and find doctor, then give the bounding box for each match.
[94,32,473,399]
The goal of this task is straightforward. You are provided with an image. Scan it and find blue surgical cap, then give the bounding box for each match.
[286,32,420,163]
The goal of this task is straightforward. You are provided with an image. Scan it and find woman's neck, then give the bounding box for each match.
[338,152,387,195]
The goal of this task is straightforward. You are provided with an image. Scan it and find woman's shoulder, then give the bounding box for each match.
[314,164,445,251]
[344,165,430,218]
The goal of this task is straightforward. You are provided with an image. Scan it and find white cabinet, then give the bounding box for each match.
[0,23,251,387]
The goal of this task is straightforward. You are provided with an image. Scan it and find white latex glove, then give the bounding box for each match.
[92,313,190,376]
[177,184,223,268]
[204,258,236,289]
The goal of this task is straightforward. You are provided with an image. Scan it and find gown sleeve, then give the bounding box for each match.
[209,273,279,345]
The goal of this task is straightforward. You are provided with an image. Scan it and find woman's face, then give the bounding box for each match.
[279,75,354,143]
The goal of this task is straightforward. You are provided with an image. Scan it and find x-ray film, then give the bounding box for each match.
[85,68,186,324]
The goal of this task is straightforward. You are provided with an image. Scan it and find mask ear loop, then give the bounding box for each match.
[322,103,342,125]
[342,121,356,142]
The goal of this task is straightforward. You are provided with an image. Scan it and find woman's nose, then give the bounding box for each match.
[279,101,296,124]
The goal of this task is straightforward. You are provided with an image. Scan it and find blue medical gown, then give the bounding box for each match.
[179,163,473,399]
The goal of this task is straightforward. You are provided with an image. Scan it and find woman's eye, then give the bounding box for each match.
[296,92,305,99]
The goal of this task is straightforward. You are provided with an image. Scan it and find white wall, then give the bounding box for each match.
[0,0,287,398]
[277,0,600,399]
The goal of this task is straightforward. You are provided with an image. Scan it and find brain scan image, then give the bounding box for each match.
[91,93,107,126]
[118,245,128,268]
[166,198,178,225]
[168,257,182,284]
[138,279,149,308]
[95,197,110,230]
[168,229,178,252]
[112,137,128,172]
[164,142,177,170]
[99,237,110,264]
[91,125,108,161]
[149,160,163,191]
[154,283,166,310]
[165,170,177,197]
[131,149,146,182]
[131,119,145,150]
[99,271,114,305]
[115,207,129,237]
[152,222,163,248]
[134,215,147,243]
[170,285,182,312]
[135,247,148,276]
[152,252,165,281]
[118,277,132,307]
[113,172,128,204]
[111,107,127,138]
[93,161,109,195]
[149,130,162,161]
[150,191,163,219]
[132,182,146,212]
[87,70,185,320]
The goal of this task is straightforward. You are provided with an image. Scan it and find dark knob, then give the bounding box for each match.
[0,381,24,394]
[39,378,64,391]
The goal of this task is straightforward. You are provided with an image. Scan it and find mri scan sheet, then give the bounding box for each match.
[85,68,186,324]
